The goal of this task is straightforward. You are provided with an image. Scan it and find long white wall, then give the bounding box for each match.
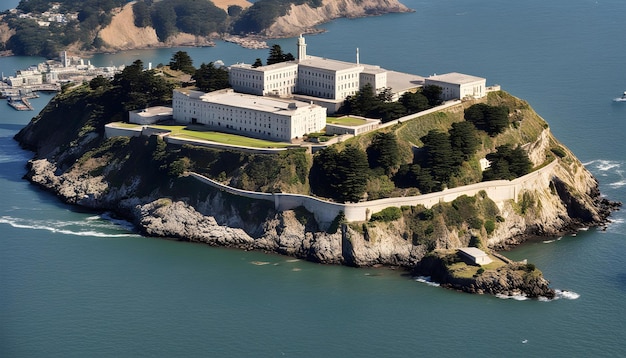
[189,160,558,229]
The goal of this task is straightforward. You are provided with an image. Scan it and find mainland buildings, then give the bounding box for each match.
[171,35,487,142]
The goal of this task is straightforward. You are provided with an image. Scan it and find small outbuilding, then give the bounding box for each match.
[129,106,173,125]
[458,247,493,265]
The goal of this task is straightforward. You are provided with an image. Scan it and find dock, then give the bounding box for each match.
[7,96,35,111]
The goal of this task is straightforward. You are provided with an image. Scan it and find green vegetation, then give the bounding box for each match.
[4,0,331,57]
[266,44,294,65]
[370,207,402,222]
[464,103,510,136]
[133,0,227,41]
[149,125,293,148]
[310,145,369,202]
[482,144,533,181]
[191,62,230,92]
[338,84,433,123]
[169,51,195,74]
[326,117,368,126]
[6,0,126,56]
[232,0,323,34]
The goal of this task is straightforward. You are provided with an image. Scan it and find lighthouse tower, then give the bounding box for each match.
[297,34,307,61]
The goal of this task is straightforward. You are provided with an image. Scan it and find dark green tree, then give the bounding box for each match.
[420,130,459,186]
[367,132,401,175]
[112,59,174,112]
[151,1,178,41]
[89,76,111,90]
[169,51,195,74]
[372,102,407,123]
[464,103,509,136]
[228,5,243,17]
[133,1,153,27]
[341,83,378,116]
[266,44,294,65]
[310,146,340,198]
[482,144,532,181]
[193,62,230,92]
[422,85,443,106]
[449,121,480,160]
[399,91,430,114]
[252,58,263,68]
[335,145,369,202]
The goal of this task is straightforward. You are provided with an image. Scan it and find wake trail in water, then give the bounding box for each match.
[0,215,140,238]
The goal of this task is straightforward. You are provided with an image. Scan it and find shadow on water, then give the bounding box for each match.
[0,123,28,132]
[615,272,626,293]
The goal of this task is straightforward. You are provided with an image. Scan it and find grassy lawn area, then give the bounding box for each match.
[448,254,507,279]
[112,122,142,128]
[151,125,293,148]
[326,116,368,126]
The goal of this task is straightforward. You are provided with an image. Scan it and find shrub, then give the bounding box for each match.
[467,217,484,230]
[484,219,496,234]
[551,147,567,158]
[370,206,402,222]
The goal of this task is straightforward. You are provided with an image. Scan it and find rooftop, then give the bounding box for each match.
[195,89,320,114]
[458,247,489,258]
[427,72,485,84]
[298,56,363,72]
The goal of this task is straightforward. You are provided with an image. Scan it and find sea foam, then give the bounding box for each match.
[414,276,441,287]
[0,215,139,238]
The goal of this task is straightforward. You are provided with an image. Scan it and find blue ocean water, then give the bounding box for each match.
[2,0,626,356]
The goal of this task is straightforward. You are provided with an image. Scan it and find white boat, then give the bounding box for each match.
[613,91,626,102]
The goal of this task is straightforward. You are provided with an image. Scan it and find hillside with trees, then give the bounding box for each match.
[1,0,410,57]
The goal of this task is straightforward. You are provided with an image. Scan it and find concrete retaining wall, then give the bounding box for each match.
[189,160,558,227]
[104,124,143,138]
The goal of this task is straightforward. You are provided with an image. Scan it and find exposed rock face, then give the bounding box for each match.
[263,0,412,38]
[93,0,410,52]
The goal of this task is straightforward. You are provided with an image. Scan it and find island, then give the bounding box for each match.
[14,36,619,300]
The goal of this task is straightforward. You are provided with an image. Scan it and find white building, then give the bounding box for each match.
[5,69,43,87]
[172,88,327,141]
[458,247,493,265]
[229,35,424,114]
[229,61,298,97]
[424,72,486,101]
[129,106,173,125]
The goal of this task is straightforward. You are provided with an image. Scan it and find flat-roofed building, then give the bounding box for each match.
[129,106,173,125]
[425,72,486,101]
[229,61,298,97]
[172,88,326,141]
[458,247,493,265]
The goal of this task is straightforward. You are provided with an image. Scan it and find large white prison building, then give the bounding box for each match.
[172,88,326,141]
[172,36,487,142]
[229,35,429,114]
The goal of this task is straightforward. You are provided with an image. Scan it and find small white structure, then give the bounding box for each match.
[325,116,381,136]
[172,88,327,141]
[458,247,493,265]
[425,72,486,101]
[129,106,173,125]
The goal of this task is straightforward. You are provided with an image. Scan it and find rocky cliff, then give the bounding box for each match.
[95,0,410,52]
[262,0,412,38]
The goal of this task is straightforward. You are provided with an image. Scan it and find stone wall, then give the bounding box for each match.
[189,159,558,228]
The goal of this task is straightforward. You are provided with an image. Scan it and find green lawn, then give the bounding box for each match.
[150,125,293,148]
[112,122,143,128]
[326,116,368,126]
